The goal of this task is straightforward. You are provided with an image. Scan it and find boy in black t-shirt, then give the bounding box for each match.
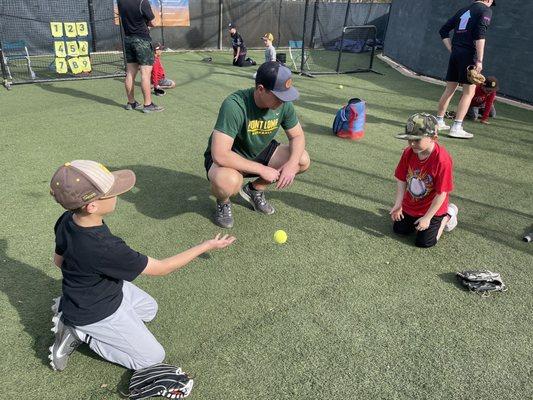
[48,160,235,371]
[228,23,256,67]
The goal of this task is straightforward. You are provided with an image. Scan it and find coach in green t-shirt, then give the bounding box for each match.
[204,61,310,228]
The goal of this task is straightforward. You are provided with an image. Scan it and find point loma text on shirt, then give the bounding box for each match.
[248,118,279,135]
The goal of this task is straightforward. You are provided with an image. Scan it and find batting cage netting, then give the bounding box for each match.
[292,0,386,76]
[0,0,125,89]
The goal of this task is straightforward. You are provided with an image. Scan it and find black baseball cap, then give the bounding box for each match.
[228,23,236,29]
[255,61,299,102]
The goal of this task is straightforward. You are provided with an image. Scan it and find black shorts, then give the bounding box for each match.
[393,212,446,248]
[445,48,476,85]
[204,140,280,180]
[124,36,154,66]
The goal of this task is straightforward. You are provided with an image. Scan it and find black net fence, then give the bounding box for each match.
[291,1,388,75]
[384,0,533,104]
[0,0,124,87]
[144,0,390,51]
[0,0,391,88]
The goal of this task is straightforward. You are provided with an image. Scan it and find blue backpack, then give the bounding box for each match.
[332,98,366,140]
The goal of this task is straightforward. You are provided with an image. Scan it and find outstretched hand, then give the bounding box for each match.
[205,233,236,250]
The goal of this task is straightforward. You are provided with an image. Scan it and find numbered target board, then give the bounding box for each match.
[50,22,92,74]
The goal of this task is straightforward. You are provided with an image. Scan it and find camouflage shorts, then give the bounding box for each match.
[124,36,154,66]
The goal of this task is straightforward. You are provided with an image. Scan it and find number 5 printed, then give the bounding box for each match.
[66,41,79,57]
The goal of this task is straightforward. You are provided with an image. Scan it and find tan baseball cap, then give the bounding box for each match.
[50,160,136,210]
[262,33,274,41]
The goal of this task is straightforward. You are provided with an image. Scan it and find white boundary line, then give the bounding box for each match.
[378,53,533,111]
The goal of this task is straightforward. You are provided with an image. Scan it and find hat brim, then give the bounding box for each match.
[396,133,423,140]
[101,169,136,199]
[272,86,299,102]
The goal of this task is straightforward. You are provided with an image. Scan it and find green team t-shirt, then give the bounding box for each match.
[205,88,299,160]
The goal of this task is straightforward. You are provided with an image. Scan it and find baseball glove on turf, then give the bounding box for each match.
[456,270,507,296]
[466,65,486,85]
[128,363,193,399]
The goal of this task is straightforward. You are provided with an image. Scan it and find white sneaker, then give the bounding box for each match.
[449,127,474,139]
[437,121,450,131]
[445,203,458,232]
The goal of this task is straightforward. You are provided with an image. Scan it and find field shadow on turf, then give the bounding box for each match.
[36,83,124,109]
[0,239,61,366]
[270,191,391,239]
[438,272,469,291]
[116,165,213,221]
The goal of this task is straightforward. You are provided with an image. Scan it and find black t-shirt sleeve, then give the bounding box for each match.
[97,236,148,282]
[236,34,245,49]
[439,12,458,39]
[473,8,492,40]
[54,211,70,255]
[140,0,155,22]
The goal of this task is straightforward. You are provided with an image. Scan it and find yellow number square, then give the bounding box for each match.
[76,22,88,36]
[55,58,68,74]
[65,23,77,38]
[66,41,79,56]
[50,22,64,38]
[54,41,66,58]
[79,56,92,73]
[78,41,89,56]
[68,57,83,74]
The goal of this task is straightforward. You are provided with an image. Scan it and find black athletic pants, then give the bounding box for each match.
[393,213,445,248]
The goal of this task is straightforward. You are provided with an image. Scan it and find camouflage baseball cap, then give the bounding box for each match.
[396,113,438,140]
[50,160,136,210]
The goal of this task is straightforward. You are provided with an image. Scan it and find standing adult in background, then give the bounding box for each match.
[436,0,495,139]
[117,0,163,113]
[229,23,256,67]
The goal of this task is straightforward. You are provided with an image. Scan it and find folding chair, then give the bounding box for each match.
[288,40,310,72]
[1,40,37,81]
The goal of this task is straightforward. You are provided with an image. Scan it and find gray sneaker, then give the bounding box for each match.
[125,101,142,110]
[214,201,234,228]
[239,183,275,215]
[142,103,164,113]
[49,317,82,371]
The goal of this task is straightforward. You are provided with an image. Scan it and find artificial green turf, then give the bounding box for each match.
[0,51,532,399]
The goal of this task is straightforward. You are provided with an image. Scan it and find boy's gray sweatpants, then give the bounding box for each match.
[75,281,165,370]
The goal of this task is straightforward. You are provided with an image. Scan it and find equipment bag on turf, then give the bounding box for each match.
[128,363,194,399]
[332,98,366,140]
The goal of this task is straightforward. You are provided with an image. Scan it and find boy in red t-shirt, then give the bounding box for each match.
[466,76,498,124]
[390,113,458,248]
[151,43,176,96]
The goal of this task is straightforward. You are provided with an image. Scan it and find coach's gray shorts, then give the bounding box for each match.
[75,281,165,370]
